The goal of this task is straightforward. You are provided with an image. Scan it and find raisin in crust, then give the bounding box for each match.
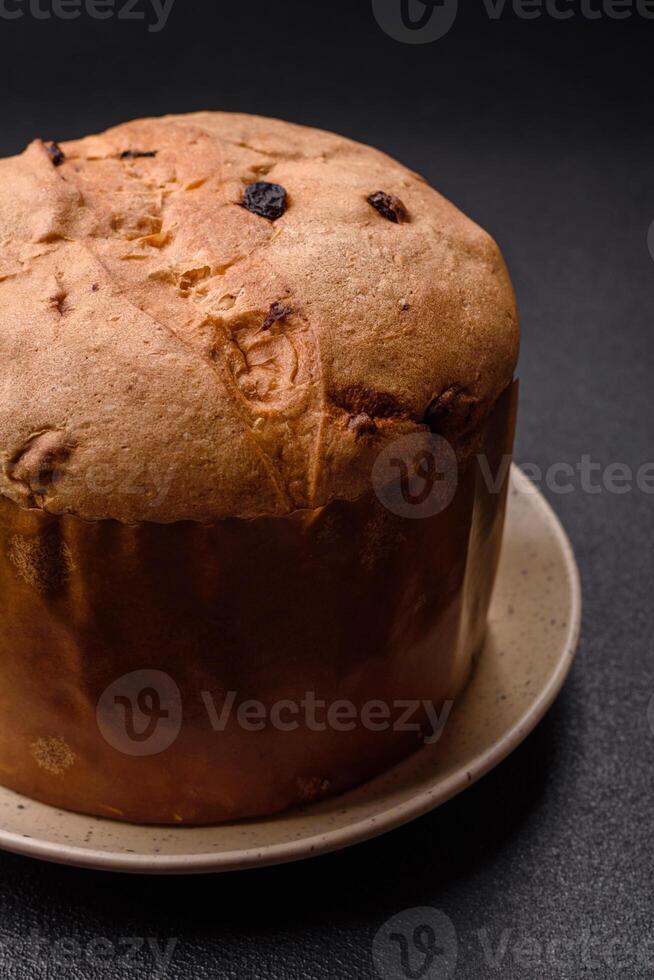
[0,112,519,523]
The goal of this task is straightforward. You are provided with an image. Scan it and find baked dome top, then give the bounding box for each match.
[0,112,519,523]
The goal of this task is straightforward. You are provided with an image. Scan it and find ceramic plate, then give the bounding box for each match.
[0,466,581,873]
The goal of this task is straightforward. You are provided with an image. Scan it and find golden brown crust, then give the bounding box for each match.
[0,112,519,523]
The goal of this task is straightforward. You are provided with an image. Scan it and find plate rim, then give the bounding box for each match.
[0,466,582,874]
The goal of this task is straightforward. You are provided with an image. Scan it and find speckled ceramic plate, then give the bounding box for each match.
[0,466,580,874]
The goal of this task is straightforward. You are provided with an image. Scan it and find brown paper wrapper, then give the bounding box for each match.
[0,383,517,824]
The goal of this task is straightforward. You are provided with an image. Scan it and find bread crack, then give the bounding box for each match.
[6,429,75,507]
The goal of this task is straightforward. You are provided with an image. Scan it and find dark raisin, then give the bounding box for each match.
[347,413,377,437]
[424,386,474,434]
[45,142,65,167]
[120,150,158,160]
[91,283,100,292]
[367,191,409,224]
[243,182,287,221]
[261,302,292,331]
[333,384,408,421]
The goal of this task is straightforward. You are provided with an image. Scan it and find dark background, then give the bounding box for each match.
[0,1,653,978]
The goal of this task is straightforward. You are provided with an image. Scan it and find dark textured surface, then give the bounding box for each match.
[0,3,652,978]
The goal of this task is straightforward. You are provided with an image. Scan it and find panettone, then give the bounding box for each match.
[0,112,519,824]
